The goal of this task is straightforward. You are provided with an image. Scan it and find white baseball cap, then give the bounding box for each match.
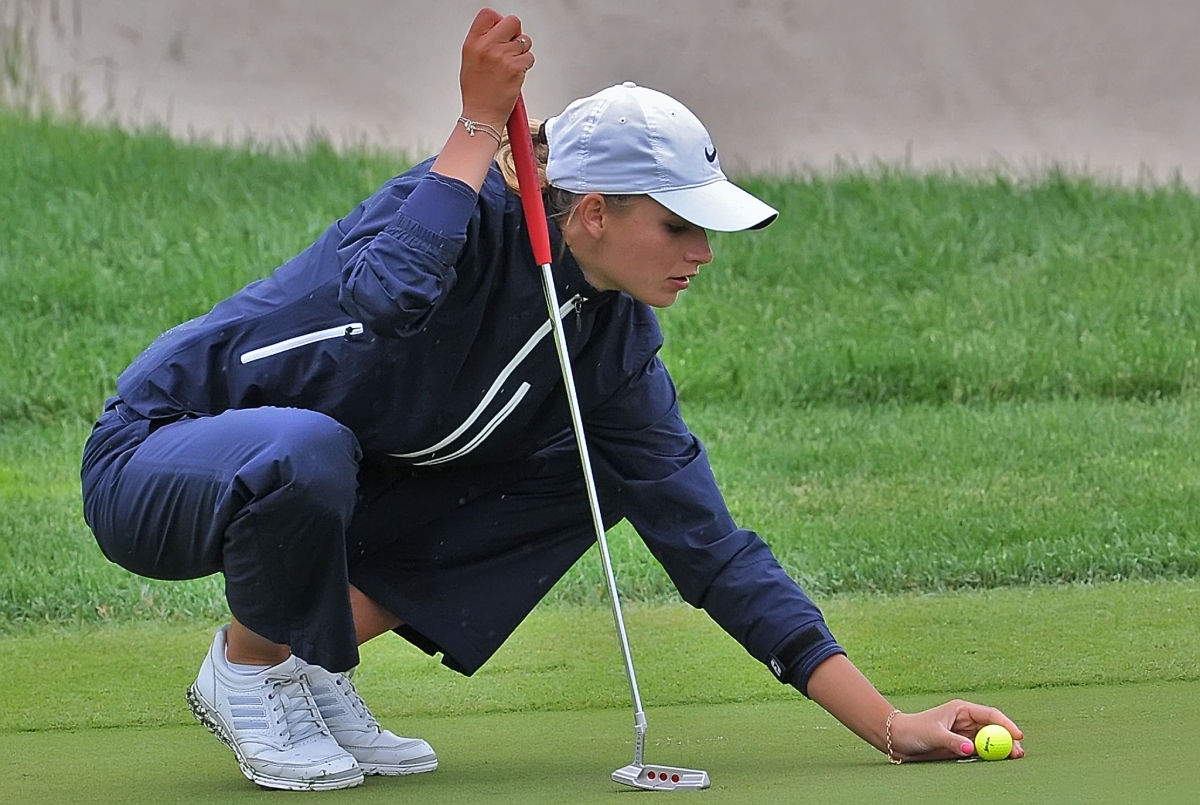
[544,82,778,232]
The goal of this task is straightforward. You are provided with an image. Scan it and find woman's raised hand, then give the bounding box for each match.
[433,8,534,191]
[458,8,535,131]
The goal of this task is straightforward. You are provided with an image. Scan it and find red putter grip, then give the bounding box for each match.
[506,95,554,267]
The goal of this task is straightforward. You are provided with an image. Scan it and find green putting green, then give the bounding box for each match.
[3,582,1196,802]
[3,682,1198,803]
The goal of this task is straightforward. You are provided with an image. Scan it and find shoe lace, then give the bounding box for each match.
[334,673,381,732]
[266,670,328,744]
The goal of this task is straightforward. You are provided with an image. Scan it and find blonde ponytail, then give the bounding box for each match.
[496,118,549,197]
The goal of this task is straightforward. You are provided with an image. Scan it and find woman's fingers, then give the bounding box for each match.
[967,703,1024,741]
[957,703,1024,759]
[467,6,504,37]
[472,9,533,62]
[458,10,534,126]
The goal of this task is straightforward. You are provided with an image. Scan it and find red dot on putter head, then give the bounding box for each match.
[647,771,656,779]
[672,774,680,783]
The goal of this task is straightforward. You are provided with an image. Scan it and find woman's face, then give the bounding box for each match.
[573,196,713,308]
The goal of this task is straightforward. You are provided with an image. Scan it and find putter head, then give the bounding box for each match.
[612,764,710,791]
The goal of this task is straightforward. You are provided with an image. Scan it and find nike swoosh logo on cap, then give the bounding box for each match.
[705,146,717,163]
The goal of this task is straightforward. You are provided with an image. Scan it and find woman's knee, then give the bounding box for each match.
[83,406,362,578]
[231,408,362,523]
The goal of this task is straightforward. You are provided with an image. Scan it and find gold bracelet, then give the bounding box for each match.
[885,708,903,764]
[457,117,503,146]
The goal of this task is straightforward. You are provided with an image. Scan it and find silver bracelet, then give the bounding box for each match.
[885,708,903,764]
[457,117,503,146]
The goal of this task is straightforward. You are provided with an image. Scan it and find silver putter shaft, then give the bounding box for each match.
[505,96,710,791]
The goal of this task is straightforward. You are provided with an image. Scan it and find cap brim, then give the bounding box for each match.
[649,179,778,232]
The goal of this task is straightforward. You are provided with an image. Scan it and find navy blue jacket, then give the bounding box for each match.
[116,158,845,693]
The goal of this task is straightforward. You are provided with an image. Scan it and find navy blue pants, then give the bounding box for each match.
[81,399,603,674]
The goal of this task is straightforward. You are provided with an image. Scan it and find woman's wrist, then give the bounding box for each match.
[456,116,504,146]
[432,114,505,192]
[458,102,511,135]
[805,654,899,754]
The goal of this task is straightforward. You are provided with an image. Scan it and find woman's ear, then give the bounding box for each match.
[574,193,608,239]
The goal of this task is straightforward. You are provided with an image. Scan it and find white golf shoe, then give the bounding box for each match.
[305,663,438,775]
[186,626,364,791]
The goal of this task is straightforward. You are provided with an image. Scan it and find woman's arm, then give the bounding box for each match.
[586,358,1027,763]
[337,9,534,337]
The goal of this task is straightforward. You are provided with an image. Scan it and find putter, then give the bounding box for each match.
[505,94,711,792]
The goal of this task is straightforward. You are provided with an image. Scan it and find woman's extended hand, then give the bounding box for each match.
[805,654,1025,764]
[888,700,1025,762]
[458,7,535,131]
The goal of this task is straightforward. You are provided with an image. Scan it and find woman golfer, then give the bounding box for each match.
[81,8,1023,791]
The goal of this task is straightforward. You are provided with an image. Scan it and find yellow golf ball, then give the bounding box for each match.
[974,724,1013,760]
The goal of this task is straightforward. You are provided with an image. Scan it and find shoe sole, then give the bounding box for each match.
[360,755,439,776]
[186,684,364,791]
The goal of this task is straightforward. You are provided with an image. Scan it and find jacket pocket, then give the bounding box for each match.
[239,323,365,364]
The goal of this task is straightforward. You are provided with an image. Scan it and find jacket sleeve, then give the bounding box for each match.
[587,356,846,696]
[335,165,483,338]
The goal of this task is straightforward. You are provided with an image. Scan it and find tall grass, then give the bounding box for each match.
[4,112,1199,424]
[665,172,1200,408]
[0,111,406,422]
[1,111,1198,627]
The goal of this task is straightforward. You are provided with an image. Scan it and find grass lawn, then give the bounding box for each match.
[2,111,1199,803]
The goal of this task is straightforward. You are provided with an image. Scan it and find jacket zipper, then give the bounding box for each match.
[239,323,364,364]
